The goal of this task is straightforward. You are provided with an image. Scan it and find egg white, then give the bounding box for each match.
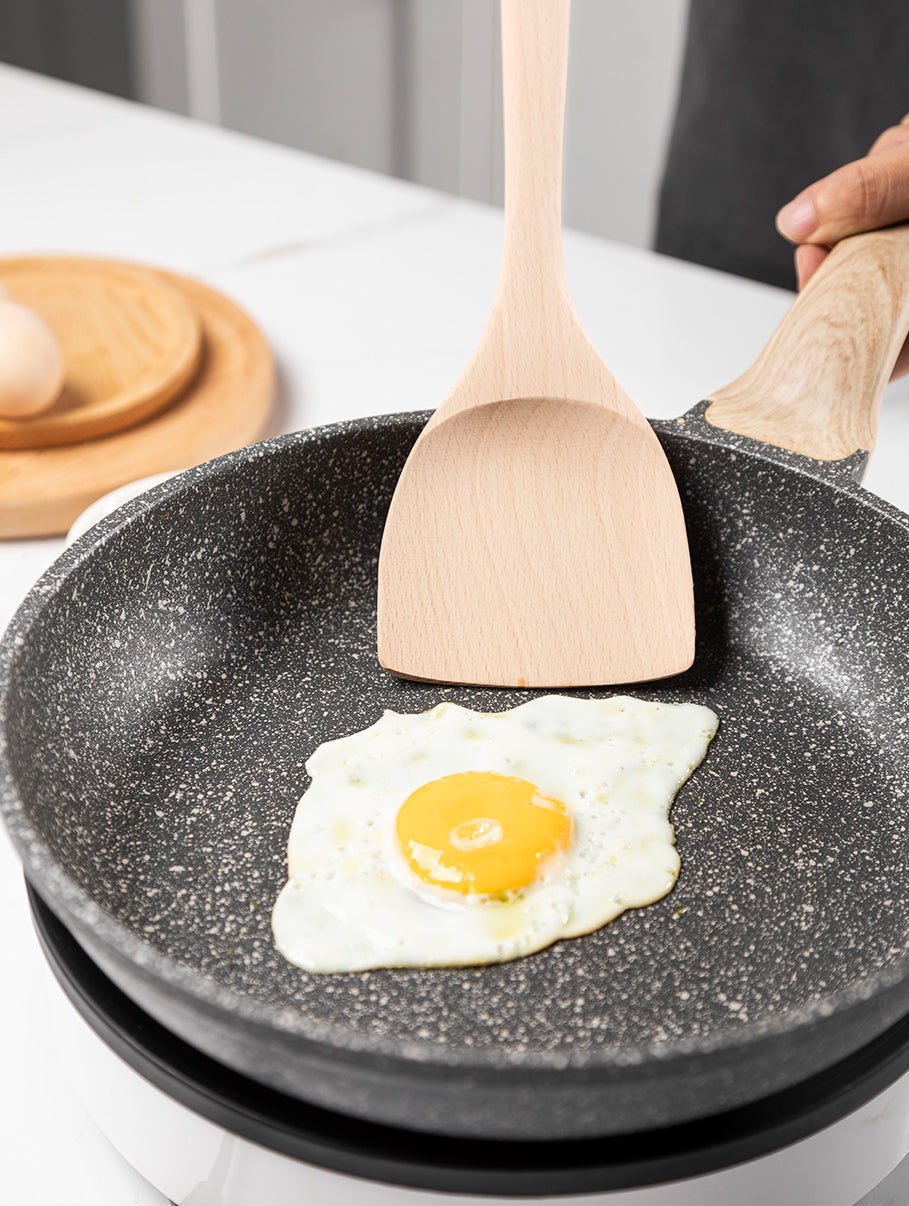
[272,695,718,973]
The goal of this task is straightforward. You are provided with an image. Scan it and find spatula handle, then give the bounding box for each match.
[499,0,571,297]
[706,225,909,461]
[427,0,641,427]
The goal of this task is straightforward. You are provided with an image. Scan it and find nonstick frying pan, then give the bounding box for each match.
[3,230,909,1145]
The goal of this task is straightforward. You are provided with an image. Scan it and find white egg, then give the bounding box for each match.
[0,298,65,418]
[272,695,718,973]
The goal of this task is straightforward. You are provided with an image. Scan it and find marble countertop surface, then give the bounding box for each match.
[2,62,909,1205]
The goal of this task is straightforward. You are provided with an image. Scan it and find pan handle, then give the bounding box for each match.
[705,225,909,461]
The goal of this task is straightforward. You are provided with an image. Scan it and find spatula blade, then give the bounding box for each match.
[377,398,694,688]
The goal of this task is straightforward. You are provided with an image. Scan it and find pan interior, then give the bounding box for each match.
[5,418,909,1058]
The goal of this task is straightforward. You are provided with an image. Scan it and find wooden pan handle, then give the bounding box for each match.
[705,225,909,461]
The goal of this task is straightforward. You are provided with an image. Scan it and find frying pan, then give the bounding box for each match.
[3,229,909,1146]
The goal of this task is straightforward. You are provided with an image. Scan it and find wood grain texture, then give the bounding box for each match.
[0,271,273,539]
[377,0,694,688]
[0,257,203,449]
[706,226,909,461]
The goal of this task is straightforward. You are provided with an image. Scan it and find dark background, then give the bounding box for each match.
[0,0,134,98]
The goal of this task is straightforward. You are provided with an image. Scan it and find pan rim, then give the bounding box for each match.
[2,411,909,1076]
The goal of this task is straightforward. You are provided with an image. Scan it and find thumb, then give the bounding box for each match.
[776,139,909,245]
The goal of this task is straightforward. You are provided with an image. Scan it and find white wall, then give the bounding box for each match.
[129,0,689,250]
[564,0,688,248]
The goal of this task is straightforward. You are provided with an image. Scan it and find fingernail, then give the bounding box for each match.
[777,192,819,241]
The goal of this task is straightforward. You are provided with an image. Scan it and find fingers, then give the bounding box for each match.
[794,242,828,290]
[777,131,909,245]
[779,115,909,384]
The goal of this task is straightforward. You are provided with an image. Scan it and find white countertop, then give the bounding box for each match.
[2,63,909,1205]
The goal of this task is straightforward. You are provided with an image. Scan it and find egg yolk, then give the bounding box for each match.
[395,771,573,896]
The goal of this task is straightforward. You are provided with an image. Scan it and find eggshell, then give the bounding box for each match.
[0,299,65,418]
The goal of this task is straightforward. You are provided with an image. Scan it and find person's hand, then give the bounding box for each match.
[776,113,909,379]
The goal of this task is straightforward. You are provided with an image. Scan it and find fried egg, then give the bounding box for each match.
[272,695,718,973]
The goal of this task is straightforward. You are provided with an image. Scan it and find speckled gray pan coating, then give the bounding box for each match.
[2,403,909,1140]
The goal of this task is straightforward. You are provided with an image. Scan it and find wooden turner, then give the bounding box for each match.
[377,0,694,688]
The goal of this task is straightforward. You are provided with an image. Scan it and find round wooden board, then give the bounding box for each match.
[0,270,274,539]
[0,257,203,449]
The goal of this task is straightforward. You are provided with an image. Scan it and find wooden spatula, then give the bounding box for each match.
[377,0,694,688]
